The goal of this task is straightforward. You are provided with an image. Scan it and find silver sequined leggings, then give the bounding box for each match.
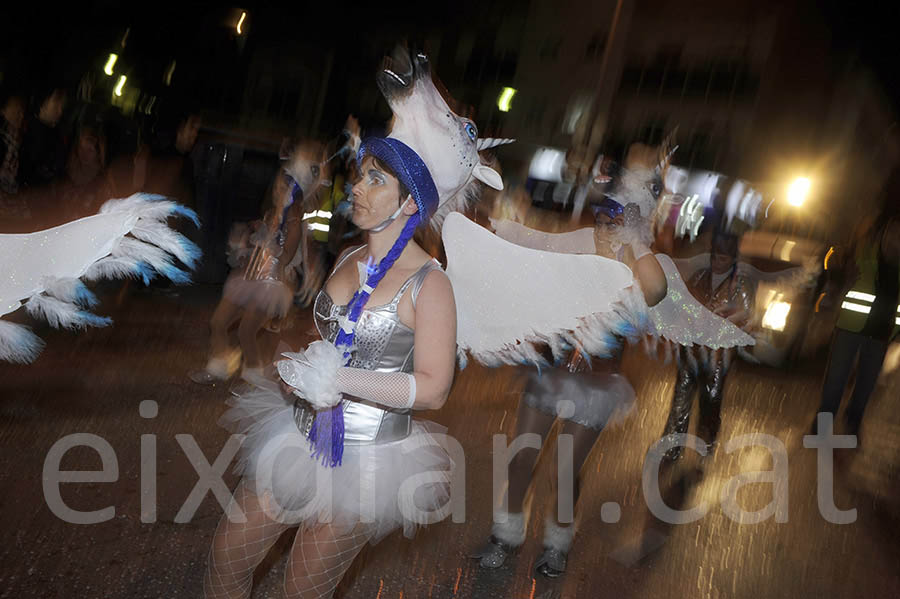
[661,346,727,460]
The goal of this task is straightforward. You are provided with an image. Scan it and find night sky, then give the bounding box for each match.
[3,1,899,118]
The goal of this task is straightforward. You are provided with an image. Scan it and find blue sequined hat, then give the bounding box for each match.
[357,137,439,222]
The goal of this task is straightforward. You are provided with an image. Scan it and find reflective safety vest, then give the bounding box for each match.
[304,174,345,243]
[837,240,900,339]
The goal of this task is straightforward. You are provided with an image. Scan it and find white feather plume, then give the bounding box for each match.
[0,321,46,363]
[25,294,111,330]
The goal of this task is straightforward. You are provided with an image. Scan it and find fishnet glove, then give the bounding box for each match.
[335,367,416,410]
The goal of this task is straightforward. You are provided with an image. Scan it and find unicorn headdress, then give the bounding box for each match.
[376,47,513,229]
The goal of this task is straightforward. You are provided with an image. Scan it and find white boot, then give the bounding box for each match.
[472,511,528,569]
[190,348,241,384]
[536,518,575,578]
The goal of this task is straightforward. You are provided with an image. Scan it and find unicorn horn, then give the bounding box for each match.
[476,138,516,151]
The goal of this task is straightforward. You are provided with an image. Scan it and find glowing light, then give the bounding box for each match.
[114,75,127,97]
[121,27,130,48]
[779,239,796,262]
[497,87,517,112]
[846,291,876,303]
[164,60,176,86]
[762,300,792,332]
[237,11,246,34]
[676,194,704,241]
[787,177,811,207]
[528,147,566,182]
[308,223,329,232]
[814,292,826,313]
[104,54,118,76]
[823,246,834,270]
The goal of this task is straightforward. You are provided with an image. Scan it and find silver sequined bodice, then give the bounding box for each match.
[293,247,442,444]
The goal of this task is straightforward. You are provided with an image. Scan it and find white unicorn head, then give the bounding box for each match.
[377,47,513,227]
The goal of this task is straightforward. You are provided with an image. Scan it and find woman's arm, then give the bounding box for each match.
[333,270,457,411]
[622,244,667,306]
[407,270,457,409]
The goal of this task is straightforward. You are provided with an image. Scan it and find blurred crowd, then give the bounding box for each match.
[0,82,201,235]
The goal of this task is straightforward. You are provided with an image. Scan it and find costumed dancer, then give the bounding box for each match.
[450,140,756,577]
[467,143,673,578]
[658,228,755,461]
[203,48,507,598]
[0,193,200,363]
[190,141,328,385]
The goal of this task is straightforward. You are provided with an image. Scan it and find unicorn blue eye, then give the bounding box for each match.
[464,122,477,141]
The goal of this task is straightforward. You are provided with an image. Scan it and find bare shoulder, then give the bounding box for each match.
[417,267,454,304]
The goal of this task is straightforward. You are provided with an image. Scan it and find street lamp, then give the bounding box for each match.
[787,177,811,207]
[104,53,118,76]
[497,87,516,112]
[114,75,127,97]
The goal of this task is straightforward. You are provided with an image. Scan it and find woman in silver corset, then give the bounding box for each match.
[203,136,457,599]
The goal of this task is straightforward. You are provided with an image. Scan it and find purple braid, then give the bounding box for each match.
[308,211,423,467]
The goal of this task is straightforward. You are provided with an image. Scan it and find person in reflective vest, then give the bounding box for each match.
[813,210,900,439]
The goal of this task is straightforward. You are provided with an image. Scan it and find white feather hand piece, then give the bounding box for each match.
[277,340,345,410]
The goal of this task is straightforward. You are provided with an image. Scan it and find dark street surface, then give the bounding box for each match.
[1,281,899,599]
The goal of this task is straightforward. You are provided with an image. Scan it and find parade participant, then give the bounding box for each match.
[467,144,671,578]
[813,208,900,439]
[659,228,755,461]
[461,141,755,577]
[190,141,327,385]
[203,48,505,599]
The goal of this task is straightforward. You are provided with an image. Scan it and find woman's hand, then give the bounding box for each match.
[280,379,296,401]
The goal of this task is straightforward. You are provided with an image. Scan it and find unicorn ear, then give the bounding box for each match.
[473,165,504,190]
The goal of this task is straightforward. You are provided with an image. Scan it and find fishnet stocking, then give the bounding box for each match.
[203,482,290,599]
[283,523,375,599]
[203,482,375,599]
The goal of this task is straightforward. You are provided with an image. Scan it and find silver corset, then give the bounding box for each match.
[293,249,442,445]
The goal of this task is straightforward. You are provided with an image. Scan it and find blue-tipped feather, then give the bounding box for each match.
[136,262,155,285]
[42,277,100,308]
[72,282,99,308]
[177,236,203,269]
[170,205,201,228]
[78,312,113,328]
[159,264,192,285]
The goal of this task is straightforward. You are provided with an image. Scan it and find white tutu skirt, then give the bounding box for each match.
[222,275,293,320]
[522,368,635,430]
[220,383,453,543]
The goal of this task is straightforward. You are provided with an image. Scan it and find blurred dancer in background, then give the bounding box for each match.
[190,141,327,385]
[659,229,755,462]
